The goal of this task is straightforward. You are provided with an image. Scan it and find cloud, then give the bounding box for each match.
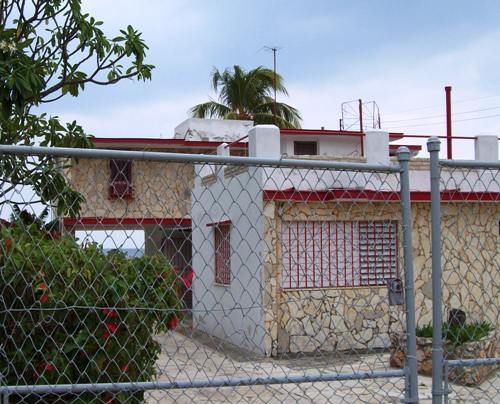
[58,92,205,138]
[286,27,500,158]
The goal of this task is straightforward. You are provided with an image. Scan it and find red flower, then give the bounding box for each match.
[181,270,194,288]
[168,315,179,330]
[106,322,118,334]
[102,331,110,340]
[121,363,129,372]
[36,283,46,291]
[4,238,12,252]
[44,362,56,372]
[102,308,119,318]
[40,294,49,303]
[37,362,55,372]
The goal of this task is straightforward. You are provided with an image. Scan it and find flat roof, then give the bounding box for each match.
[91,128,406,149]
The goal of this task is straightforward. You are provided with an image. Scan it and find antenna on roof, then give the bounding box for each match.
[340,100,381,131]
[263,46,282,125]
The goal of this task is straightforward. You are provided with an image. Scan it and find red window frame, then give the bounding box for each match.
[294,141,318,155]
[109,159,133,200]
[213,223,231,285]
[281,220,398,289]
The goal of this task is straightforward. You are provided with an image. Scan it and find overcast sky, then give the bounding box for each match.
[40,0,500,157]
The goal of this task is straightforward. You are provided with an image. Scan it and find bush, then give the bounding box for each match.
[0,220,183,403]
[416,321,494,345]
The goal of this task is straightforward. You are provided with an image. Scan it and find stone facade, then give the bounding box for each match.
[66,158,194,219]
[263,200,499,356]
[390,331,499,386]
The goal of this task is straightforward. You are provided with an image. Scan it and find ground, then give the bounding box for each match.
[144,327,499,403]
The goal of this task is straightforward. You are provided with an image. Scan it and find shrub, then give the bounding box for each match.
[0,220,183,403]
[416,321,494,345]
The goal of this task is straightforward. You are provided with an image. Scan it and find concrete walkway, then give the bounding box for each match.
[145,330,499,403]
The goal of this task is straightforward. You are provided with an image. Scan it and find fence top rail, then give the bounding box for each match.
[0,369,406,394]
[439,159,500,170]
[0,144,401,173]
[445,358,500,367]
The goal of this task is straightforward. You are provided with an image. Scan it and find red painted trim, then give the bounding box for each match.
[206,219,232,227]
[91,138,248,149]
[263,188,500,202]
[63,217,192,226]
[280,128,405,141]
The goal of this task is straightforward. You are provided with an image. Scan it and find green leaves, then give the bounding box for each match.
[1,0,154,217]
[191,65,302,128]
[0,223,182,396]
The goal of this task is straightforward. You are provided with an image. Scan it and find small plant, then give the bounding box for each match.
[444,321,494,346]
[0,218,183,403]
[416,321,494,345]
[416,323,433,338]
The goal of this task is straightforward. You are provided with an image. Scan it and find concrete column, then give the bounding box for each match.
[248,125,280,158]
[144,224,165,256]
[216,143,229,180]
[365,130,389,165]
[474,135,498,161]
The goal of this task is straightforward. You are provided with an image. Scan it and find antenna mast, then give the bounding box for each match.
[264,46,281,125]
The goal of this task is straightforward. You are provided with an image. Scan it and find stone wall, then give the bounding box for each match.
[263,200,499,355]
[66,158,194,219]
[413,202,499,328]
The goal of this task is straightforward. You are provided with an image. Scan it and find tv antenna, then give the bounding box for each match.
[263,45,282,125]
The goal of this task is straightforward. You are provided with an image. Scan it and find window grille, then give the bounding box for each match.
[109,159,133,199]
[214,223,231,285]
[281,220,398,289]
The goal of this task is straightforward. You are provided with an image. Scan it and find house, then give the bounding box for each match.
[62,119,499,357]
[190,125,499,356]
[62,118,410,269]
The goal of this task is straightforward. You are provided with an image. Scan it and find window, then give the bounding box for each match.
[281,220,398,289]
[214,223,231,285]
[109,159,133,199]
[294,141,318,155]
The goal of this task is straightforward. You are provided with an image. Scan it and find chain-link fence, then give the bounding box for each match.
[428,138,499,403]
[0,144,425,403]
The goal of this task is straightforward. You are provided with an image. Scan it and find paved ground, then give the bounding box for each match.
[144,329,499,403]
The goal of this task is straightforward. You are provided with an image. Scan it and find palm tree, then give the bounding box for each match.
[191,65,301,128]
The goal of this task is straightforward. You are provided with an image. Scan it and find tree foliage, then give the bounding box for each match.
[0,0,154,216]
[191,65,302,129]
[0,218,182,401]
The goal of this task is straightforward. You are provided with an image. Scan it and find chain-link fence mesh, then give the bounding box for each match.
[437,162,499,403]
[0,147,418,403]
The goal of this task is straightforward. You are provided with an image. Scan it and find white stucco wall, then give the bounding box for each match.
[280,135,362,157]
[175,118,253,141]
[191,166,266,354]
[258,161,500,194]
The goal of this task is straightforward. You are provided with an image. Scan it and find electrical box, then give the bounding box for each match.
[387,278,404,305]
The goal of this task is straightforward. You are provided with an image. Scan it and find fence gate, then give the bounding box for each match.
[0,144,419,403]
[428,137,500,403]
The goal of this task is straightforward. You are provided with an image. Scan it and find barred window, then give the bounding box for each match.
[109,159,133,199]
[214,223,231,285]
[281,220,398,289]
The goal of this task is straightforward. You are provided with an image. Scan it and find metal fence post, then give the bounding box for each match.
[397,146,419,403]
[427,137,443,404]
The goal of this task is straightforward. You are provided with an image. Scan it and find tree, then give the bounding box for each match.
[191,65,301,129]
[0,0,154,216]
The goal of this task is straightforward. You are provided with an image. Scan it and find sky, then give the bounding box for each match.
[40,0,500,158]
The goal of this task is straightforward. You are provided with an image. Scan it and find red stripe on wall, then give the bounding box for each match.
[263,189,500,202]
[63,217,192,226]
